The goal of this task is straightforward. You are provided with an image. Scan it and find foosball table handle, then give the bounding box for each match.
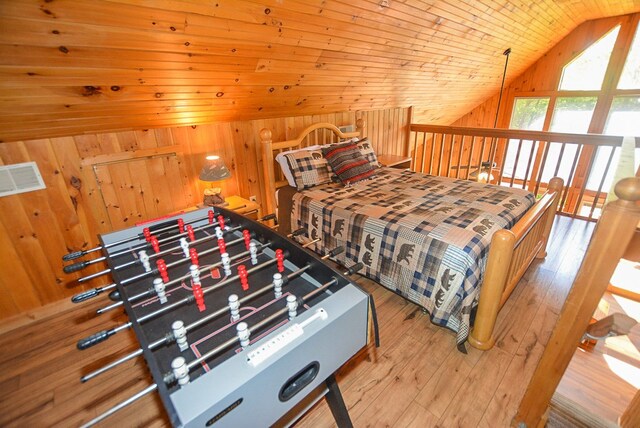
[64,261,89,273]
[289,228,306,238]
[63,250,85,261]
[328,246,344,257]
[77,330,115,350]
[345,262,364,276]
[72,289,99,303]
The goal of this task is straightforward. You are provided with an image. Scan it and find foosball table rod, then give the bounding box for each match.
[64,210,222,261]
[79,262,363,428]
[65,222,240,274]
[78,247,280,350]
[82,261,318,382]
[80,247,345,382]
[94,241,271,315]
[76,224,243,284]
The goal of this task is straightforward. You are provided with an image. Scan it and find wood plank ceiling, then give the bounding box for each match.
[1,0,639,143]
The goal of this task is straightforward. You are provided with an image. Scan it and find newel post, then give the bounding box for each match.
[513,177,640,427]
[260,128,276,217]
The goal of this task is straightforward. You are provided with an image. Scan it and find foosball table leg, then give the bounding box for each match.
[324,374,353,428]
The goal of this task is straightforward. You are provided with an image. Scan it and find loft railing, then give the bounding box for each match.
[409,124,639,221]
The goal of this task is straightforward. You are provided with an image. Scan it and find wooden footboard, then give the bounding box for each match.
[468,177,564,350]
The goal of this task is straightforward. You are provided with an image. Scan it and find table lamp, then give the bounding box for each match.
[469,161,496,184]
[199,155,231,206]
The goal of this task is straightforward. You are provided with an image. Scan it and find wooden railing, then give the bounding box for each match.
[409,124,639,221]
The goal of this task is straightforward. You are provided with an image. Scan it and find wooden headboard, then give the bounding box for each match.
[260,120,364,216]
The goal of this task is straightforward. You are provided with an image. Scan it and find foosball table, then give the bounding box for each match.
[64,206,375,427]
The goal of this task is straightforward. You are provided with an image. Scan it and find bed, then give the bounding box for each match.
[260,122,563,351]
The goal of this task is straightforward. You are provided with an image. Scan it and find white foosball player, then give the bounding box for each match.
[171,356,189,387]
[153,278,167,304]
[287,295,298,319]
[138,250,151,272]
[179,238,190,258]
[236,322,250,349]
[221,252,232,276]
[228,294,240,322]
[273,273,283,298]
[172,320,188,352]
[249,242,258,265]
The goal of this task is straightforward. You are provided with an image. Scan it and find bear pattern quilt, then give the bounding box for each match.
[291,168,535,346]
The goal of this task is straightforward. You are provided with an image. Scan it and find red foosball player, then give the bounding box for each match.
[192,283,205,312]
[238,265,249,291]
[157,259,169,283]
[189,248,199,267]
[218,238,226,254]
[243,229,251,250]
[150,236,160,253]
[186,225,195,242]
[208,210,214,224]
[218,215,225,229]
[177,218,185,233]
[276,249,285,273]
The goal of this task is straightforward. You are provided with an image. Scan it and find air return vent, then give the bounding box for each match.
[0,162,46,197]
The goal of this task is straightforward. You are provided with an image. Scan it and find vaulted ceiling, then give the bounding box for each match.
[1,0,639,142]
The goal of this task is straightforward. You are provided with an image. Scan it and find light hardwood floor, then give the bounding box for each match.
[3,215,629,428]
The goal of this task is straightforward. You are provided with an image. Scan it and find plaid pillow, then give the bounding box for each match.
[322,143,377,185]
[284,148,334,190]
[354,137,379,168]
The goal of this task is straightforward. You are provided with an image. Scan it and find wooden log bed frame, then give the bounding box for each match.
[260,122,563,350]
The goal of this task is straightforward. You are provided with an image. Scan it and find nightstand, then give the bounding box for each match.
[377,154,411,169]
[223,195,260,219]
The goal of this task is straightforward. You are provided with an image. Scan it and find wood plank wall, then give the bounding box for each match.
[0,107,410,319]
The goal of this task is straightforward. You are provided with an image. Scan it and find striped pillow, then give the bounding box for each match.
[354,137,379,168]
[322,143,377,185]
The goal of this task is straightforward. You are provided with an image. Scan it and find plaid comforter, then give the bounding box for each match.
[291,168,535,346]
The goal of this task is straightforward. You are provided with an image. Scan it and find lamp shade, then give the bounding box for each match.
[469,161,496,183]
[199,155,231,182]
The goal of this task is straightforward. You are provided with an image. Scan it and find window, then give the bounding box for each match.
[549,97,598,133]
[505,17,640,218]
[504,98,549,180]
[559,26,620,91]
[586,96,640,191]
[509,97,549,130]
[618,25,640,89]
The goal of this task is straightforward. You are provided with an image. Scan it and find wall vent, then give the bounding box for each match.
[0,161,46,197]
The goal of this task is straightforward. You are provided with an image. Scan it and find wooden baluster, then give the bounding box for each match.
[447,134,456,178]
[588,146,616,219]
[496,138,509,185]
[479,136,488,173]
[522,139,538,190]
[510,139,524,188]
[429,132,437,175]
[437,133,445,177]
[420,132,428,174]
[533,141,552,196]
[552,142,567,178]
[560,143,583,213]
[572,147,598,217]
[455,135,465,179]
[465,135,475,180]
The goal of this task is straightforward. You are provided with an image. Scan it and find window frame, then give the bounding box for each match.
[501,14,640,211]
